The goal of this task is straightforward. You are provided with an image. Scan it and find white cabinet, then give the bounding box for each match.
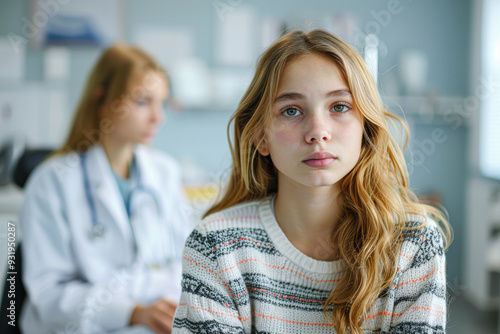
[0,85,42,146]
[0,83,68,148]
[465,177,500,311]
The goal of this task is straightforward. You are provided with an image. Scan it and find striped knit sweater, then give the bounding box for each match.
[172,196,448,333]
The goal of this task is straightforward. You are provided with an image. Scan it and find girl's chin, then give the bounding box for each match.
[300,176,342,188]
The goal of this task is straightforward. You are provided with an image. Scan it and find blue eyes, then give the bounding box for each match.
[281,103,351,117]
[283,108,302,117]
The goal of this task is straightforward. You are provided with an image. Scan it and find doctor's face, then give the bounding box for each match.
[105,70,168,145]
[257,53,364,190]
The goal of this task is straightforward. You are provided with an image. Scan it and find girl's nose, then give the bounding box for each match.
[305,113,332,143]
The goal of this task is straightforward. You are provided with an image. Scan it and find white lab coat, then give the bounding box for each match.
[18,144,194,334]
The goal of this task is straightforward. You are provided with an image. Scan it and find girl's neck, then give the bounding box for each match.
[274,181,343,261]
[101,136,135,179]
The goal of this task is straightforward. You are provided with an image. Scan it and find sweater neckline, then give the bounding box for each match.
[258,195,345,275]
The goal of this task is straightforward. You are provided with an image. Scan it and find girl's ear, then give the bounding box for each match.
[254,131,270,156]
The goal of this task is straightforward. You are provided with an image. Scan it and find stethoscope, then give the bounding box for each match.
[80,153,163,241]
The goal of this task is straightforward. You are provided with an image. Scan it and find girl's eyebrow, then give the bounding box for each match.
[274,89,352,103]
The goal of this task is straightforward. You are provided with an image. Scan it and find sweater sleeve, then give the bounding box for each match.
[172,223,246,334]
[387,220,448,334]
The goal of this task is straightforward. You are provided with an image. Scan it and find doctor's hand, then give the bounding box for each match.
[129,299,178,334]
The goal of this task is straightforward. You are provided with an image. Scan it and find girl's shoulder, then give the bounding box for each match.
[184,198,277,266]
[401,213,445,247]
[194,199,265,235]
[397,213,446,271]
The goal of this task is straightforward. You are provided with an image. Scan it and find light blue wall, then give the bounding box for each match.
[126,0,471,95]
[407,122,469,288]
[0,0,472,171]
[0,0,471,287]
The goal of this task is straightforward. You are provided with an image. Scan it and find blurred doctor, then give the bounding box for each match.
[19,44,193,334]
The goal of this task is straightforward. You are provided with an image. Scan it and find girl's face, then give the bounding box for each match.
[257,53,364,190]
[104,70,168,145]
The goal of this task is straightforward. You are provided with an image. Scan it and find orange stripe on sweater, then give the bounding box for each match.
[179,302,338,327]
[251,311,335,327]
[399,252,413,260]
[397,269,436,287]
[184,256,341,299]
[407,306,445,315]
[366,310,404,319]
[220,258,342,283]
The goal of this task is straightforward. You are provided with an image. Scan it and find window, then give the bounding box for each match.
[479,0,500,179]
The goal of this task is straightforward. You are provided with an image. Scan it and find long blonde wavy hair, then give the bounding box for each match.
[55,44,168,155]
[205,29,453,333]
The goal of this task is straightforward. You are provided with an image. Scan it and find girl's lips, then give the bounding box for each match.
[303,151,337,160]
[302,151,337,167]
[303,158,336,168]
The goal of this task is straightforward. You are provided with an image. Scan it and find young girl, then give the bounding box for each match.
[19,45,192,334]
[172,30,452,334]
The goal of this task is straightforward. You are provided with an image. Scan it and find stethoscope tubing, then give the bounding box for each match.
[80,153,163,239]
[80,153,100,230]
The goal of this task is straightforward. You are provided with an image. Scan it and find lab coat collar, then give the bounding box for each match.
[83,144,132,243]
[85,143,159,188]
[82,144,163,232]
[133,144,161,193]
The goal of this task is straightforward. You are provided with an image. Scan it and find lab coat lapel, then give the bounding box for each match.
[134,145,162,204]
[84,145,133,244]
[129,145,167,266]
